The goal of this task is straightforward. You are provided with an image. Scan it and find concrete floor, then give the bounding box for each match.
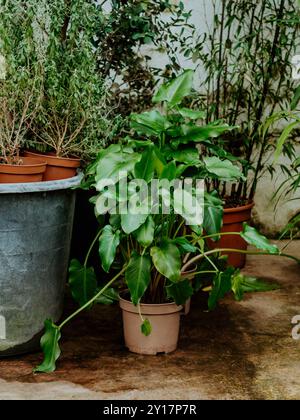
[0,240,299,400]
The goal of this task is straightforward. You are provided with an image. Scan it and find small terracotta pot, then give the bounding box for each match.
[0,157,47,184]
[119,295,183,355]
[23,151,80,181]
[208,202,254,269]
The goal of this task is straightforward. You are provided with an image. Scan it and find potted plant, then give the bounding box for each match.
[189,0,300,267]
[19,0,118,180]
[33,71,300,372]
[0,3,46,183]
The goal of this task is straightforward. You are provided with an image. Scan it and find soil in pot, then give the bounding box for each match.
[24,150,80,181]
[119,294,183,355]
[208,201,254,269]
[0,157,46,184]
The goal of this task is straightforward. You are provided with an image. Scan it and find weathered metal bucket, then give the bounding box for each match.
[0,175,82,356]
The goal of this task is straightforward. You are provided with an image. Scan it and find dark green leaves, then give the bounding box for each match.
[231,272,280,301]
[150,241,181,282]
[134,147,155,182]
[141,318,152,336]
[153,69,194,106]
[125,252,151,305]
[69,259,97,307]
[208,268,234,310]
[134,216,155,247]
[130,110,171,136]
[166,279,193,305]
[34,320,61,373]
[241,224,279,254]
[203,191,224,237]
[99,225,120,273]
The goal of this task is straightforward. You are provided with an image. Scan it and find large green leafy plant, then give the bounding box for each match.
[34,71,299,373]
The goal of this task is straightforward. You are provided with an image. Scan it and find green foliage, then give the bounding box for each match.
[68,259,97,308]
[151,241,181,282]
[34,320,61,373]
[241,224,279,254]
[231,272,280,301]
[166,279,193,306]
[141,318,152,337]
[99,226,120,273]
[125,252,152,305]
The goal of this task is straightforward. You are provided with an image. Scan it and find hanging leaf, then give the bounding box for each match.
[241,224,279,254]
[34,320,61,373]
[231,272,280,301]
[172,237,197,254]
[125,252,152,305]
[99,225,120,273]
[141,318,152,336]
[134,216,155,247]
[166,279,193,305]
[153,69,194,106]
[121,212,149,234]
[68,259,97,307]
[208,268,235,310]
[95,287,119,305]
[203,191,224,238]
[95,150,141,185]
[150,240,181,282]
[134,147,155,182]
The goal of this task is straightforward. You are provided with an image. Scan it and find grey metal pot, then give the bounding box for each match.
[0,175,82,356]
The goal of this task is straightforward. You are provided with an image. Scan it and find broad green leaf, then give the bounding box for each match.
[172,237,197,254]
[95,287,119,305]
[167,148,199,164]
[150,241,181,282]
[178,107,206,120]
[203,191,224,238]
[134,147,155,182]
[141,318,152,336]
[231,272,280,301]
[153,146,166,176]
[178,123,235,143]
[130,110,171,136]
[95,150,141,185]
[68,259,97,307]
[204,156,244,181]
[99,225,120,273]
[125,252,151,305]
[208,267,235,310]
[134,215,155,247]
[241,224,279,254]
[166,279,193,305]
[34,320,61,373]
[160,161,177,180]
[153,69,194,106]
[121,212,149,234]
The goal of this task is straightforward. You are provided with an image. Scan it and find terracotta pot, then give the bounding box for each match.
[0,157,47,184]
[119,295,183,355]
[23,151,80,181]
[208,202,254,269]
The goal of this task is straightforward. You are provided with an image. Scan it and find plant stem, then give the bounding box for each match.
[84,228,103,268]
[182,248,300,272]
[59,266,127,330]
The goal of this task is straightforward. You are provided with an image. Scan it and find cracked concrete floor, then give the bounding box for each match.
[0,240,299,400]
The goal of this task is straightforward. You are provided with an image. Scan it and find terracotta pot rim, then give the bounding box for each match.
[24,150,81,166]
[0,157,47,168]
[119,293,183,314]
[224,201,254,214]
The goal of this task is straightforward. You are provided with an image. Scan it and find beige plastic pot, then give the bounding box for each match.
[119,296,183,355]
